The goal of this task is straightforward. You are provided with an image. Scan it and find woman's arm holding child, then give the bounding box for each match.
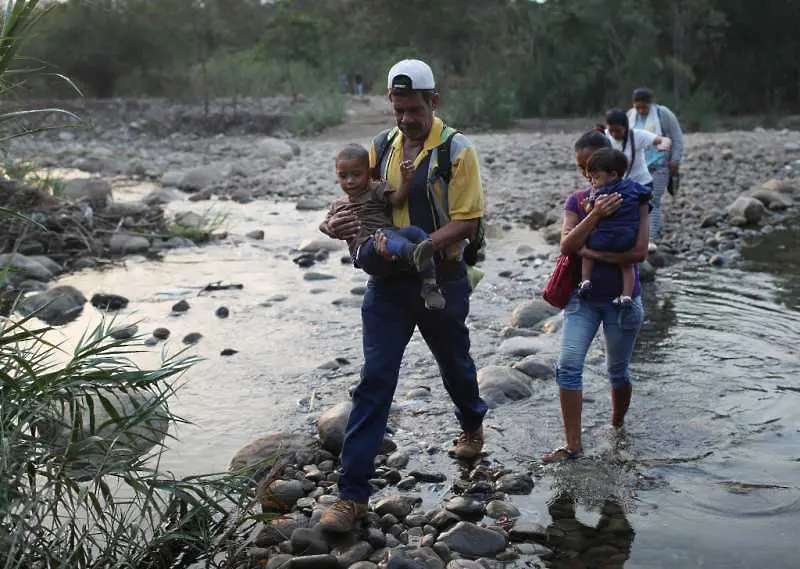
[580,204,650,264]
[560,193,623,256]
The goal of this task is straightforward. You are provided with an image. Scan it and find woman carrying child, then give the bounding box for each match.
[542,130,650,463]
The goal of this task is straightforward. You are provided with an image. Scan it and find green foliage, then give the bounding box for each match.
[441,86,520,131]
[0,315,266,568]
[1,153,65,196]
[286,93,346,136]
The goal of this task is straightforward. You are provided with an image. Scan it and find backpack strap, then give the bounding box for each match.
[371,126,399,180]
[436,125,460,183]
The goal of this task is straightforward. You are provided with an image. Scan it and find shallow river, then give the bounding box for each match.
[51,182,800,569]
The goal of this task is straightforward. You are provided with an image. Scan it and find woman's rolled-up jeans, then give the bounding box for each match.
[556,293,644,391]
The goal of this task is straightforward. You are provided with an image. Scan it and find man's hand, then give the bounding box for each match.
[327,210,361,241]
[373,231,398,261]
[400,160,415,184]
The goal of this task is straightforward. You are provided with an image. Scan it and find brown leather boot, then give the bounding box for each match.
[319,499,368,533]
[449,426,484,459]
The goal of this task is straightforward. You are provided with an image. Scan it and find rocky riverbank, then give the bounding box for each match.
[4,103,800,569]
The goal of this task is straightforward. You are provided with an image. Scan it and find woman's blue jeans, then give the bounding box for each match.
[556,294,644,391]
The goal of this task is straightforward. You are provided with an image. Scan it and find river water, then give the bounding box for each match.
[48,180,800,569]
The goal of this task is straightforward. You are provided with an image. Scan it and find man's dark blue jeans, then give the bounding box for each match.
[338,262,487,503]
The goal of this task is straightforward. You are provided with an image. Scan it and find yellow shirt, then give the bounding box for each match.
[368,117,485,260]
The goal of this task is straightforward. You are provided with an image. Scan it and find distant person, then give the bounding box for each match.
[577,148,651,308]
[319,58,487,532]
[319,144,445,309]
[627,87,684,250]
[354,73,364,97]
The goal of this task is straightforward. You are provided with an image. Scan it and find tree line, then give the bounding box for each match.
[17,0,800,127]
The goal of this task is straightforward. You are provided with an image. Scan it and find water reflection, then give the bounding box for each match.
[741,220,800,310]
[538,492,635,569]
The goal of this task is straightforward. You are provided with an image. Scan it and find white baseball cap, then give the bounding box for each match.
[387,59,436,92]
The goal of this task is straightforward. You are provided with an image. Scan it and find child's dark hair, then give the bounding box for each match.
[336,143,370,165]
[605,108,628,129]
[574,128,611,152]
[586,148,628,179]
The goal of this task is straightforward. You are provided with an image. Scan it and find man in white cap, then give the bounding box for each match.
[320,59,487,533]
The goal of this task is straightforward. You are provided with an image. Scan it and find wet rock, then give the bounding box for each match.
[500,326,539,339]
[406,386,432,399]
[485,501,521,520]
[317,401,352,453]
[216,306,230,318]
[351,285,367,296]
[162,236,197,249]
[410,470,447,483]
[437,522,506,557]
[294,253,317,268]
[508,521,547,542]
[332,297,362,308]
[726,195,766,226]
[182,332,203,345]
[0,253,54,281]
[304,272,336,281]
[762,179,799,195]
[444,497,485,519]
[373,495,422,519]
[351,563,378,569]
[178,166,222,192]
[542,222,562,245]
[497,336,553,357]
[386,450,411,469]
[230,432,320,473]
[299,238,346,253]
[512,356,554,380]
[260,479,306,511]
[296,198,329,211]
[91,293,129,311]
[153,327,170,340]
[476,366,533,407]
[109,234,150,255]
[174,211,204,229]
[397,477,418,491]
[750,186,793,210]
[700,212,724,228]
[63,177,114,204]
[73,257,98,270]
[28,256,62,276]
[332,541,374,567]
[290,527,330,555]
[255,514,309,547]
[172,299,190,312]
[429,510,461,531]
[638,260,656,283]
[446,561,483,569]
[109,323,138,340]
[289,555,342,569]
[508,300,559,329]
[231,188,254,204]
[144,187,184,205]
[17,285,86,325]
[495,473,534,495]
[246,229,266,240]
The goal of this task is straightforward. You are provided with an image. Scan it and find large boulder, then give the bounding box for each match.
[726,195,766,226]
[317,401,352,454]
[17,285,86,325]
[257,137,296,165]
[508,300,560,329]
[750,185,793,211]
[437,522,507,557]
[178,166,223,192]
[477,366,533,408]
[229,432,321,474]
[62,178,113,203]
[108,234,150,255]
[0,253,54,281]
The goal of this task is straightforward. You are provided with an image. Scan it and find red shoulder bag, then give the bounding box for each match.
[541,190,586,309]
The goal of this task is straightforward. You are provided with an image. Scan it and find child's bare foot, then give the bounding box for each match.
[411,239,436,272]
[421,281,446,310]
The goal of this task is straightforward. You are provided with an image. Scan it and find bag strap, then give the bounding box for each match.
[371,126,398,180]
[436,126,459,183]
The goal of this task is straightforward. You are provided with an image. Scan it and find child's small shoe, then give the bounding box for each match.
[421,282,446,310]
[613,295,633,308]
[411,239,436,272]
[577,280,592,299]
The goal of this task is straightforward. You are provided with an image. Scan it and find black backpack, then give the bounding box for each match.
[371,126,485,266]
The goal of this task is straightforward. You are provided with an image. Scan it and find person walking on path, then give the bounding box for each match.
[541,129,649,464]
[318,59,488,532]
[627,87,684,250]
